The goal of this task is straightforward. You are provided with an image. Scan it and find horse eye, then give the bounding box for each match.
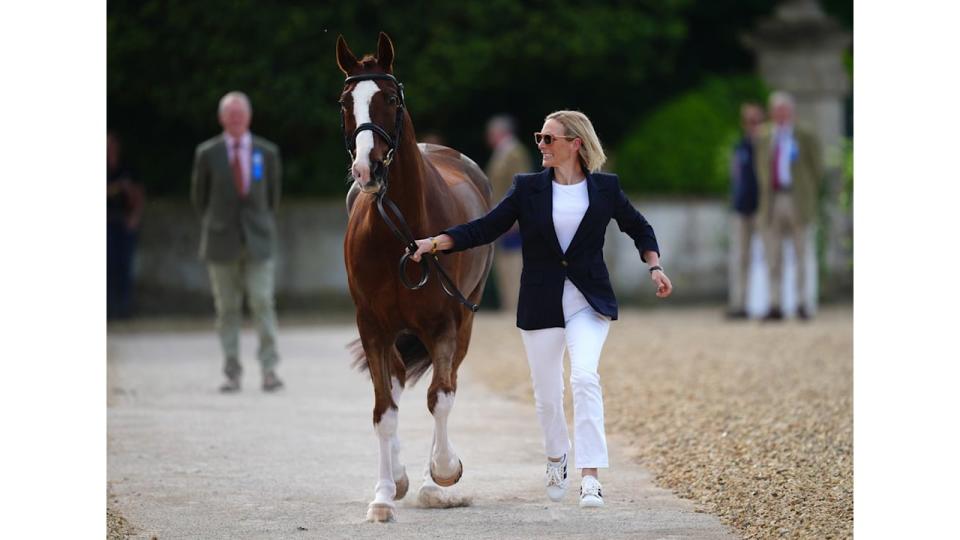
[387,95,398,105]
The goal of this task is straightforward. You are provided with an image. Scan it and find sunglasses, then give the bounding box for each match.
[534,132,578,145]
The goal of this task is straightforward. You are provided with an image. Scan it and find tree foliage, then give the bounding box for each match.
[615,75,768,196]
[108,1,849,198]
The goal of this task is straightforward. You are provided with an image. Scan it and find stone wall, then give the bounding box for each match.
[130,197,849,315]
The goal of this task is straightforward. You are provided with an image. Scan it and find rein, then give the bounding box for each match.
[343,73,479,312]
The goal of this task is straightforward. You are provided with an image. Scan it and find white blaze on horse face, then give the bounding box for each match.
[351,80,380,186]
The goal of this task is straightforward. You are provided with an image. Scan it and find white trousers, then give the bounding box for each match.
[520,306,611,469]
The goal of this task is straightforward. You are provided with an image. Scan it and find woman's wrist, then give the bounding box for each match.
[648,265,663,274]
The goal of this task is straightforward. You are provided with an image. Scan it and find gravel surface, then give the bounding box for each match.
[107,324,736,539]
[469,306,853,540]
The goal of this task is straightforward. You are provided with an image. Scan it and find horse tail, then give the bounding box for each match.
[347,338,367,372]
[394,332,432,385]
[347,332,433,386]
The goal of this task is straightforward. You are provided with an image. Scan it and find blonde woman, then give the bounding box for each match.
[409,110,672,507]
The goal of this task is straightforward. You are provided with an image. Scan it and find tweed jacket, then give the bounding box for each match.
[190,133,281,262]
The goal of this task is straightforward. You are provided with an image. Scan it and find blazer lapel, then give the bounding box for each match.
[564,172,606,255]
[529,168,564,258]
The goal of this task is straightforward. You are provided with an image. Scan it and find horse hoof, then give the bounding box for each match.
[395,469,409,500]
[430,458,463,487]
[366,502,397,523]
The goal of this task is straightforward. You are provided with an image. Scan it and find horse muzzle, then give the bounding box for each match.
[360,160,388,193]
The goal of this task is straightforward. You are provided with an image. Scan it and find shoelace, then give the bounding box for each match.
[581,479,602,497]
[546,461,566,486]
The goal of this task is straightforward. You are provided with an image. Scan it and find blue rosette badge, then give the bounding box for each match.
[252,151,264,181]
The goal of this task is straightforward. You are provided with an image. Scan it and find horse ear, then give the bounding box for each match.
[377,32,395,73]
[336,35,358,75]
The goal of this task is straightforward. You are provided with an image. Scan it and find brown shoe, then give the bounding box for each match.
[262,372,284,392]
[219,376,241,393]
[762,307,784,322]
[725,309,748,320]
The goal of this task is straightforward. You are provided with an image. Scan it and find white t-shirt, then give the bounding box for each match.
[552,180,592,320]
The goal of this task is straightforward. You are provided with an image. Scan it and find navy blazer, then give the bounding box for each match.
[442,167,659,330]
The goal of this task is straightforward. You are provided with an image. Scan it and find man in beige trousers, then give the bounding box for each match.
[191,91,284,392]
[485,115,532,313]
[753,91,823,321]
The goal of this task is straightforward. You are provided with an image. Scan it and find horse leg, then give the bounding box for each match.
[362,331,401,523]
[417,322,476,508]
[429,331,464,486]
[388,370,409,500]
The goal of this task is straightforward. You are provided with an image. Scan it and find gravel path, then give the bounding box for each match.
[469,307,853,540]
[107,323,736,539]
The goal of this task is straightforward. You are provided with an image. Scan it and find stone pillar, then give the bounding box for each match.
[743,0,852,302]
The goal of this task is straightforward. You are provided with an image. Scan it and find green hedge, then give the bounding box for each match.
[614,75,767,195]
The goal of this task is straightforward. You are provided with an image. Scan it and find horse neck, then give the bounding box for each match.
[382,113,428,228]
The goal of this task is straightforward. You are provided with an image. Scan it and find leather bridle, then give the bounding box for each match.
[341,72,479,312]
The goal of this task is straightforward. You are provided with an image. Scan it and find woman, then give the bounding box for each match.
[409,110,673,508]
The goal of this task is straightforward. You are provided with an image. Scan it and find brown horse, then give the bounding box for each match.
[337,33,493,522]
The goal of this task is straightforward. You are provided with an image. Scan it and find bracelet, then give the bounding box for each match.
[430,237,439,254]
[648,265,663,273]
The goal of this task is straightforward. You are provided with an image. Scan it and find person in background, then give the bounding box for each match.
[191,91,284,392]
[107,131,144,320]
[408,110,672,509]
[420,132,446,146]
[754,91,823,321]
[485,115,532,313]
[726,103,764,319]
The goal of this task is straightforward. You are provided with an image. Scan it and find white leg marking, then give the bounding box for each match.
[372,407,397,507]
[389,377,407,495]
[431,392,459,479]
[417,391,471,508]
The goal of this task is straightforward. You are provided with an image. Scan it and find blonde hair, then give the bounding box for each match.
[545,110,607,173]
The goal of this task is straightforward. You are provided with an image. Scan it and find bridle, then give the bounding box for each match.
[341,72,479,312]
[340,72,405,174]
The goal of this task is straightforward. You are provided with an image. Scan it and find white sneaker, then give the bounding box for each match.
[579,475,604,508]
[545,454,569,502]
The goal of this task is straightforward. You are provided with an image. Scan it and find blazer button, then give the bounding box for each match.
[561,260,568,267]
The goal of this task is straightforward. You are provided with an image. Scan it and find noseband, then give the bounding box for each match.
[341,72,479,312]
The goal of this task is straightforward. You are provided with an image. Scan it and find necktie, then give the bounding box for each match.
[231,140,246,197]
[771,133,781,191]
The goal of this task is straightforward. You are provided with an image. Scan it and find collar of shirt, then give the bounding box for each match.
[223,132,252,155]
[774,123,793,141]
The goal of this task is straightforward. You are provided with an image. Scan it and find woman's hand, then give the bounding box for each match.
[651,269,673,298]
[407,238,435,262]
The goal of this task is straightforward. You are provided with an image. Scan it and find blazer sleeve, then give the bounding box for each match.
[440,175,522,253]
[190,145,209,215]
[269,146,282,212]
[611,177,660,262]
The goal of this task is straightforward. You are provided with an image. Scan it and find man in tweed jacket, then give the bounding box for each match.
[191,91,284,392]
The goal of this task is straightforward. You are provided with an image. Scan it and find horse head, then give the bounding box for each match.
[337,32,405,194]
